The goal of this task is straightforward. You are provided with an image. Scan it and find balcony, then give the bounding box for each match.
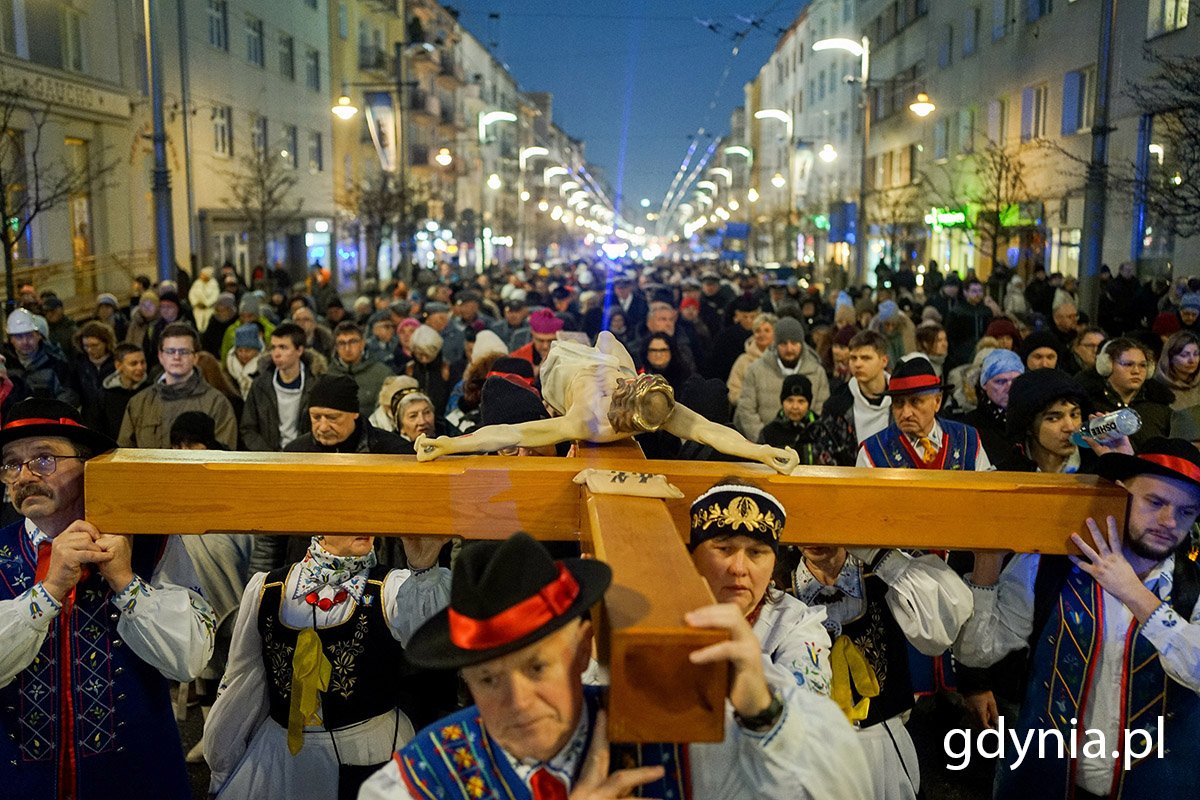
[436,57,464,88]
[438,104,461,133]
[406,89,439,121]
[358,47,388,73]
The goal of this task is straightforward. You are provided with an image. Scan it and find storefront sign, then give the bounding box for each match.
[924,207,970,229]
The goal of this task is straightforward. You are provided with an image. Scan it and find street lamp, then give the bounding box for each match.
[487,173,502,191]
[517,146,550,262]
[814,35,870,284]
[909,93,936,118]
[434,147,453,167]
[756,109,797,262]
[818,143,839,163]
[476,110,517,272]
[331,92,358,120]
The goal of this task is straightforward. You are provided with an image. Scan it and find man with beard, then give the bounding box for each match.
[0,399,214,799]
[735,317,830,444]
[958,437,1200,799]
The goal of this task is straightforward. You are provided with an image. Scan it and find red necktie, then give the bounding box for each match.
[531,767,568,800]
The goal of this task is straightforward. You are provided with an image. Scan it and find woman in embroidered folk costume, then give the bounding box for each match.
[788,539,973,800]
[415,330,801,474]
[687,481,832,696]
[203,533,451,800]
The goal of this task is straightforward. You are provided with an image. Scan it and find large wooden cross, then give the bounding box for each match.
[84,442,1125,743]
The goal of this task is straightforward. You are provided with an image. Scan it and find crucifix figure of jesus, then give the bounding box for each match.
[415,331,801,474]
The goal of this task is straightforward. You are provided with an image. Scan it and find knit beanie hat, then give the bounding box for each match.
[308,375,360,414]
[528,308,565,335]
[774,317,804,345]
[234,323,263,350]
[780,374,813,403]
[169,411,226,451]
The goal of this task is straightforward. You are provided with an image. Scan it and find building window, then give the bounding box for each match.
[992,0,1016,40]
[245,16,264,67]
[208,0,228,51]
[959,107,976,153]
[1061,66,1095,134]
[63,8,83,72]
[934,117,950,161]
[251,115,268,156]
[1147,0,1189,36]
[963,7,979,56]
[1027,0,1053,23]
[1021,83,1048,141]
[309,131,324,172]
[304,0,318,8]
[25,2,86,71]
[337,3,348,39]
[283,125,298,168]
[938,24,954,68]
[988,97,1010,145]
[279,34,294,80]
[305,48,321,91]
[213,105,233,157]
[818,70,826,101]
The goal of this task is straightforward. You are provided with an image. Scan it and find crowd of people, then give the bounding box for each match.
[0,255,1197,800]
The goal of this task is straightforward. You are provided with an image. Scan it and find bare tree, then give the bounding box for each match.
[921,137,1031,271]
[1124,51,1200,239]
[867,184,925,268]
[0,82,116,308]
[224,152,303,278]
[339,171,428,283]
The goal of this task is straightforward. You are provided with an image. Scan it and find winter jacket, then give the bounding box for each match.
[726,337,766,406]
[327,355,393,418]
[734,346,830,443]
[240,356,324,451]
[70,352,115,431]
[1076,369,1175,451]
[98,371,149,441]
[0,342,79,410]
[118,370,238,449]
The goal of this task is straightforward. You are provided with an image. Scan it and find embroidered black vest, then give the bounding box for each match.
[257,563,407,731]
[824,573,915,728]
[0,521,189,800]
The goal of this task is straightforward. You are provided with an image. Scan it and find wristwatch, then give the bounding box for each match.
[734,689,784,733]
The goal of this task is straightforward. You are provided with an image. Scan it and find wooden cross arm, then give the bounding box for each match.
[652,462,1128,555]
[83,449,583,538]
[85,452,1126,554]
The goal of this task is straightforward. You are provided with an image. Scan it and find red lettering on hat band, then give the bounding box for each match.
[1138,454,1200,485]
[887,375,941,392]
[448,564,581,651]
[4,417,85,430]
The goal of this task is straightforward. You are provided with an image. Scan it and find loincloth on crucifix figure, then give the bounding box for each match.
[415,331,801,473]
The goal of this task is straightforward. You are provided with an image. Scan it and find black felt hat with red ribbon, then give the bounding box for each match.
[0,398,117,454]
[883,356,946,397]
[1097,437,1200,492]
[405,532,612,669]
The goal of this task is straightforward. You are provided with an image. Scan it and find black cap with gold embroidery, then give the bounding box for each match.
[689,483,786,553]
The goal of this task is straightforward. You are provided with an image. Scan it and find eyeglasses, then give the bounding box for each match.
[335,339,363,348]
[0,454,84,484]
[161,347,194,357]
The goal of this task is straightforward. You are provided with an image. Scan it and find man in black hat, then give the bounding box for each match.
[857,356,993,470]
[0,398,215,800]
[958,437,1200,799]
[360,532,871,800]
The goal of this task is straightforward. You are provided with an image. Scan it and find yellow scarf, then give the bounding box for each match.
[829,634,880,723]
[287,628,333,755]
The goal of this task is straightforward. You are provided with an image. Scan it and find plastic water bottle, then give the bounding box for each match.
[1070,409,1142,449]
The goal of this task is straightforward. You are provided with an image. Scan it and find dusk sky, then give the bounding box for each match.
[452,1,805,222]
